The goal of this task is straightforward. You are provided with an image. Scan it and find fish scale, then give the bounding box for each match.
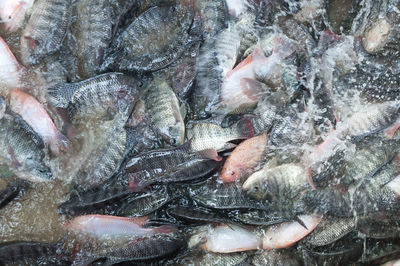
[20,0,72,64]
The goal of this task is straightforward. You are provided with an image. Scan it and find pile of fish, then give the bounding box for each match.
[2,0,400,265]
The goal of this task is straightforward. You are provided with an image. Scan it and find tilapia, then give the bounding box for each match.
[186,117,254,151]
[220,134,268,183]
[146,79,185,145]
[202,224,262,253]
[73,115,127,189]
[0,36,23,88]
[243,163,309,201]
[177,251,249,266]
[48,73,137,122]
[252,249,302,266]
[0,0,34,32]
[10,89,68,156]
[167,206,231,224]
[0,111,52,182]
[262,214,322,249]
[101,3,194,72]
[125,141,220,191]
[20,0,72,64]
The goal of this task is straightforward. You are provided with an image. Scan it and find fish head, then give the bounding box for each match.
[242,175,268,200]
[167,124,185,146]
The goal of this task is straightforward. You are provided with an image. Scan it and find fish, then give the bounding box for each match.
[124,141,220,191]
[0,241,58,263]
[231,209,288,226]
[186,117,254,151]
[202,224,262,253]
[262,214,322,249]
[0,111,52,182]
[220,134,268,182]
[302,216,356,247]
[146,79,185,145]
[0,179,28,209]
[243,163,309,201]
[251,249,302,266]
[0,36,23,88]
[190,180,269,210]
[10,89,68,156]
[116,186,174,217]
[177,250,249,266]
[101,3,194,72]
[20,0,72,64]
[49,73,137,122]
[194,0,228,38]
[167,206,231,224]
[73,115,127,189]
[0,0,34,32]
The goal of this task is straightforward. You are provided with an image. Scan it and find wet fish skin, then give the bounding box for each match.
[73,116,127,189]
[0,241,57,263]
[195,0,228,38]
[186,117,254,152]
[252,249,302,266]
[116,186,173,217]
[0,112,52,182]
[102,3,194,72]
[57,73,137,122]
[231,209,289,226]
[303,216,356,247]
[167,206,231,224]
[10,89,68,156]
[146,79,185,145]
[190,180,269,210]
[0,36,22,88]
[0,0,34,32]
[124,142,220,191]
[20,0,72,65]
[0,179,29,209]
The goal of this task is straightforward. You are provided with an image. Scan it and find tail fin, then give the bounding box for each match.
[47,83,78,108]
[236,117,255,139]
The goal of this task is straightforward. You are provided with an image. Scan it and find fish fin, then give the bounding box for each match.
[224,51,255,79]
[152,225,175,234]
[50,131,69,156]
[47,83,78,108]
[128,216,149,226]
[197,149,222,161]
[384,121,400,138]
[306,167,317,190]
[294,215,308,230]
[236,117,255,139]
[180,139,192,152]
[180,103,187,119]
[240,78,271,101]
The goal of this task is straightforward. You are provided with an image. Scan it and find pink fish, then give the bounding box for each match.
[262,214,322,249]
[0,0,34,32]
[10,89,68,156]
[0,36,22,88]
[65,215,173,239]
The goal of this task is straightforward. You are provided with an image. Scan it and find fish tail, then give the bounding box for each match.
[47,83,78,108]
[236,117,255,139]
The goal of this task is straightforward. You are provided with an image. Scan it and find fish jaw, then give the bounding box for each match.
[262,214,322,249]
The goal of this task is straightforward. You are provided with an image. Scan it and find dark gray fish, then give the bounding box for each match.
[73,115,127,189]
[146,78,185,145]
[357,213,400,239]
[48,73,137,122]
[167,206,230,224]
[0,179,29,209]
[20,0,72,64]
[75,237,185,266]
[101,3,194,72]
[0,241,57,263]
[303,217,356,247]
[70,0,114,77]
[125,141,220,191]
[230,209,288,226]
[0,112,52,182]
[116,186,173,217]
[189,180,269,210]
[360,239,400,265]
[252,249,302,266]
[177,250,249,266]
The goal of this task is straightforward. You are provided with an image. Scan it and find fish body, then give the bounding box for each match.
[0,241,57,263]
[0,0,34,32]
[262,214,322,249]
[0,37,22,88]
[203,224,262,253]
[10,89,67,156]
[0,112,52,182]
[243,163,308,201]
[52,73,137,122]
[102,4,193,72]
[186,117,254,151]
[220,134,268,182]
[146,79,185,145]
[20,0,72,64]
